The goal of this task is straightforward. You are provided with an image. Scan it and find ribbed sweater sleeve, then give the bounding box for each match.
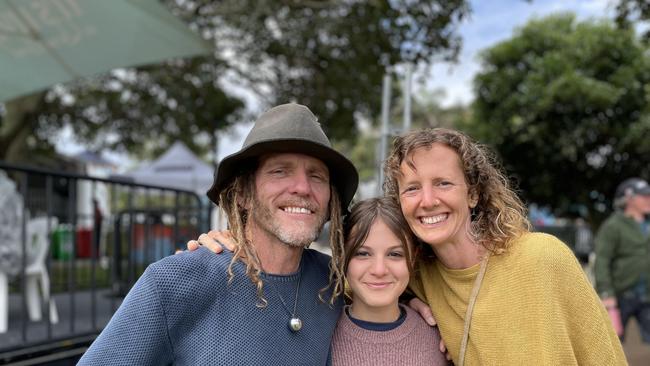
[594,215,620,296]
[78,265,174,365]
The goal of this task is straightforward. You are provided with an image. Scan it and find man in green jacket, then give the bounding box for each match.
[595,177,650,343]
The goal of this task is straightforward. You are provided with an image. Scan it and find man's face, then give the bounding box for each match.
[627,193,650,216]
[248,153,331,248]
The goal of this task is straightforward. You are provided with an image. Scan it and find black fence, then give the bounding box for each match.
[534,222,594,263]
[0,162,209,364]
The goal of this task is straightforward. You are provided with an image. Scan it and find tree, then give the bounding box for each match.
[615,0,650,41]
[41,56,246,160]
[338,87,470,184]
[471,13,650,223]
[0,55,245,165]
[0,0,470,163]
[168,0,469,140]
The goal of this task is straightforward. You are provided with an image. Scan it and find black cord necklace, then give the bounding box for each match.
[268,262,303,332]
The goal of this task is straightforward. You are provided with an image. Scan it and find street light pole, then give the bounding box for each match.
[403,63,412,132]
[377,73,392,196]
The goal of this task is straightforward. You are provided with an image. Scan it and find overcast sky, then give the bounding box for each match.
[425,0,612,107]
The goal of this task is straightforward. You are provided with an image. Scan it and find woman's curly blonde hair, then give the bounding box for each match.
[217,163,345,307]
[383,128,530,255]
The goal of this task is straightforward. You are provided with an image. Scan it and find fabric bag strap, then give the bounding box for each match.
[458,255,489,366]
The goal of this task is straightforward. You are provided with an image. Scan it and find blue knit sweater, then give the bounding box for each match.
[78,247,342,365]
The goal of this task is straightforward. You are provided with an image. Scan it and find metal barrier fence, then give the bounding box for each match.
[534,223,594,263]
[0,161,209,362]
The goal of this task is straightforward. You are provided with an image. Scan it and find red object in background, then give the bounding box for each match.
[76,228,92,258]
[134,224,173,248]
[608,307,624,337]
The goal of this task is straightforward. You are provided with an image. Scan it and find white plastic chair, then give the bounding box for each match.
[0,217,59,333]
[25,217,59,324]
[0,271,7,333]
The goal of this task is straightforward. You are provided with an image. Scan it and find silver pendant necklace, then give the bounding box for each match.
[269,262,303,332]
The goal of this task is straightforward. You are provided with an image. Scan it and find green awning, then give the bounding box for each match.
[0,0,212,102]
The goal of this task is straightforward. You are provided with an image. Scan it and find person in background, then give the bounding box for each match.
[384,128,626,365]
[330,197,448,366]
[595,177,650,343]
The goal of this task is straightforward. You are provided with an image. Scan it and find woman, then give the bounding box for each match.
[383,128,626,365]
[331,197,448,365]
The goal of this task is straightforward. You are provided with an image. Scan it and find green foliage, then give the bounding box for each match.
[39,56,246,159]
[0,0,470,163]
[471,13,650,223]
[407,90,472,130]
[334,136,377,183]
[615,0,650,41]
[167,0,469,140]
[338,88,471,184]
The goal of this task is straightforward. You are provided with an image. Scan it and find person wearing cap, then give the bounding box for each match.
[595,177,650,343]
[78,103,359,365]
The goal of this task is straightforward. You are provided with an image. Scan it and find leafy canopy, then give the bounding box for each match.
[1,0,469,163]
[471,13,650,222]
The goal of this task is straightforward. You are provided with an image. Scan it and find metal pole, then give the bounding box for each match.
[403,63,412,132]
[377,73,392,196]
[20,173,28,342]
[45,175,53,339]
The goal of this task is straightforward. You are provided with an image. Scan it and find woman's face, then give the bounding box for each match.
[347,219,410,320]
[397,143,477,250]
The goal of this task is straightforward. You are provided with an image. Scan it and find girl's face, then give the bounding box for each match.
[347,218,410,321]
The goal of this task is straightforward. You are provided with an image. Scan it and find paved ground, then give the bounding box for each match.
[581,259,650,365]
[622,319,650,366]
[0,289,119,353]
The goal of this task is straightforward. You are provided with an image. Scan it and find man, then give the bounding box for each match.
[595,177,650,344]
[78,103,358,365]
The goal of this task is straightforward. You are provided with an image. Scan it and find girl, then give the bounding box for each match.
[330,197,448,366]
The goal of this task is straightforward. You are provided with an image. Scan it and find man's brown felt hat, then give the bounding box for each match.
[206,103,359,210]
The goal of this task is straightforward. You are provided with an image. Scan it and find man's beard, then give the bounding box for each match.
[250,195,328,248]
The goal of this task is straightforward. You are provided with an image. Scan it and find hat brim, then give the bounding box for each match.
[207,139,359,211]
[637,187,650,196]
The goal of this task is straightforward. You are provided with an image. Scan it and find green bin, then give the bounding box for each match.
[52,225,73,260]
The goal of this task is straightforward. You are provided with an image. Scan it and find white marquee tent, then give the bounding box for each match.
[123,141,214,195]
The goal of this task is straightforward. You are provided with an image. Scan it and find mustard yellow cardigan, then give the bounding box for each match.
[410,232,627,365]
